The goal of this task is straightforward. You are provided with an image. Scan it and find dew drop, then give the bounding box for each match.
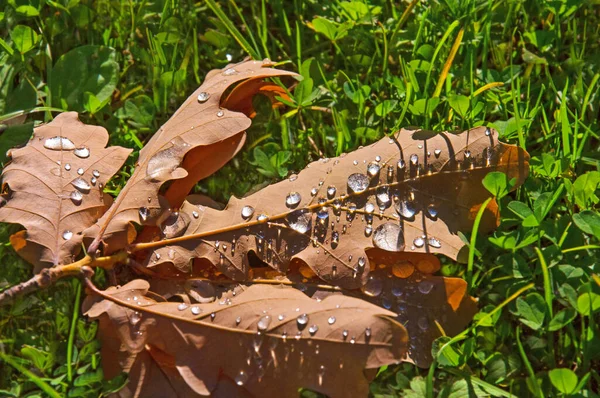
[350,337,356,344]
[297,313,309,327]
[308,324,319,335]
[278,314,285,321]
[257,315,271,331]
[235,370,248,386]
[236,316,242,325]
[485,127,492,136]
[361,275,383,297]
[216,110,224,117]
[357,257,366,269]
[347,173,369,194]
[418,316,429,331]
[191,306,201,315]
[365,327,372,338]
[139,207,149,222]
[427,204,438,219]
[328,316,336,325]
[223,67,237,76]
[434,149,442,157]
[464,150,471,159]
[192,211,199,218]
[241,205,254,220]
[410,154,418,165]
[413,236,425,248]
[376,187,391,208]
[62,230,73,240]
[71,177,91,193]
[289,174,298,182]
[177,303,188,311]
[428,237,442,248]
[210,312,216,320]
[310,187,318,196]
[77,168,84,175]
[397,159,406,169]
[287,210,312,234]
[285,192,302,208]
[257,214,269,222]
[197,92,210,103]
[44,136,76,150]
[327,186,336,198]
[90,177,97,185]
[73,146,90,158]
[70,191,83,205]
[353,160,358,165]
[418,280,434,294]
[92,170,100,178]
[396,199,416,219]
[130,311,141,325]
[364,225,373,237]
[367,161,381,179]
[342,330,349,338]
[64,163,71,171]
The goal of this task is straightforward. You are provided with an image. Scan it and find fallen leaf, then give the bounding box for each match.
[85,60,298,254]
[0,113,130,270]
[144,127,529,289]
[85,280,408,397]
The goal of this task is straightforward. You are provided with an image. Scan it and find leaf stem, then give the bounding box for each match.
[467,197,492,292]
[67,280,82,383]
[0,352,62,398]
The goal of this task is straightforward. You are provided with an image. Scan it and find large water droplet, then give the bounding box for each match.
[197,92,210,103]
[373,222,405,252]
[367,162,380,179]
[62,230,73,240]
[286,192,302,208]
[297,313,309,327]
[308,324,319,335]
[71,177,90,193]
[413,236,425,248]
[428,237,442,248]
[241,205,254,220]
[376,187,391,208]
[177,303,188,311]
[418,280,434,294]
[396,199,416,219]
[235,370,248,386]
[347,173,369,194]
[328,316,336,325]
[70,191,83,205]
[191,306,201,315]
[287,210,312,234]
[139,207,149,222]
[44,136,76,150]
[361,275,383,297]
[74,146,90,158]
[365,202,375,214]
[257,315,271,331]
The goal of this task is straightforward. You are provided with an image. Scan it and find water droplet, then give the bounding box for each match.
[353,160,358,165]
[223,67,237,76]
[485,127,492,136]
[373,223,405,252]
[77,168,84,175]
[191,306,201,315]
[168,249,175,260]
[297,313,309,327]
[434,149,442,158]
[236,316,242,325]
[197,92,210,102]
[71,177,91,193]
[241,205,254,220]
[289,174,298,182]
[367,162,380,179]
[62,230,73,240]
[44,136,76,150]
[427,204,438,219]
[464,150,471,159]
[396,199,416,219]
[308,324,319,335]
[177,303,188,311]
[139,207,149,222]
[317,207,329,224]
[376,187,391,208]
[327,186,336,198]
[365,327,372,338]
[358,257,366,268]
[64,163,71,171]
[217,110,224,117]
[74,146,90,158]
[350,337,356,344]
[342,330,349,338]
[257,214,269,222]
[130,311,141,325]
[418,316,429,330]
[428,237,442,248]
[410,154,419,165]
[362,275,383,297]
[285,192,302,208]
[331,231,339,247]
[278,314,285,321]
[257,315,271,331]
[364,225,373,237]
[92,170,100,178]
[328,316,336,325]
[310,187,318,196]
[397,159,406,169]
[365,202,375,214]
[347,173,369,194]
[413,236,425,248]
[192,211,199,219]
[210,312,216,320]
[235,370,248,386]
[287,210,312,234]
[418,280,434,294]
[70,191,83,205]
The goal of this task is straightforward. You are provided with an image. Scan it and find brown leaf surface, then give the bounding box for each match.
[85,60,298,253]
[84,280,408,397]
[144,127,529,289]
[0,113,131,270]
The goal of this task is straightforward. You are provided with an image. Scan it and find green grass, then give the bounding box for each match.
[1,0,599,396]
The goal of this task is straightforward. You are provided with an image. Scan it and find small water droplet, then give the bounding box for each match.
[278,314,285,321]
[77,168,84,175]
[365,327,372,338]
[364,225,373,237]
[310,187,318,196]
[139,207,149,222]
[44,136,76,150]
[192,211,199,218]
[130,311,141,325]
[347,173,369,194]
[70,191,83,205]
[257,315,271,331]
[418,280,434,294]
[285,192,302,208]
[235,370,248,386]
[342,330,349,339]
[365,202,375,214]
[210,312,216,320]
[74,146,90,158]
[92,170,100,178]
[427,204,438,219]
[197,92,210,103]
[327,186,336,198]
[289,174,298,182]
[62,230,73,240]
[413,236,425,248]
[367,161,380,179]
[358,257,366,268]
[361,275,383,297]
[191,306,201,315]
[297,313,309,327]
[485,127,492,136]
[464,150,471,159]
[434,149,442,157]
[223,67,237,76]
[177,303,188,311]
[308,324,319,335]
[428,237,442,248]
[353,160,358,165]
[216,110,224,117]
[418,316,429,330]
[257,214,269,222]
[410,154,418,165]
[350,337,356,344]
[71,177,91,193]
[236,316,242,325]
[64,163,71,171]
[241,205,254,220]
[328,316,336,325]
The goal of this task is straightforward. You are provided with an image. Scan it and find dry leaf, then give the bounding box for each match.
[85,280,408,397]
[85,60,298,253]
[144,127,529,289]
[0,113,131,270]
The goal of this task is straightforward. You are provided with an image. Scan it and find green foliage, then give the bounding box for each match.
[1,0,600,397]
